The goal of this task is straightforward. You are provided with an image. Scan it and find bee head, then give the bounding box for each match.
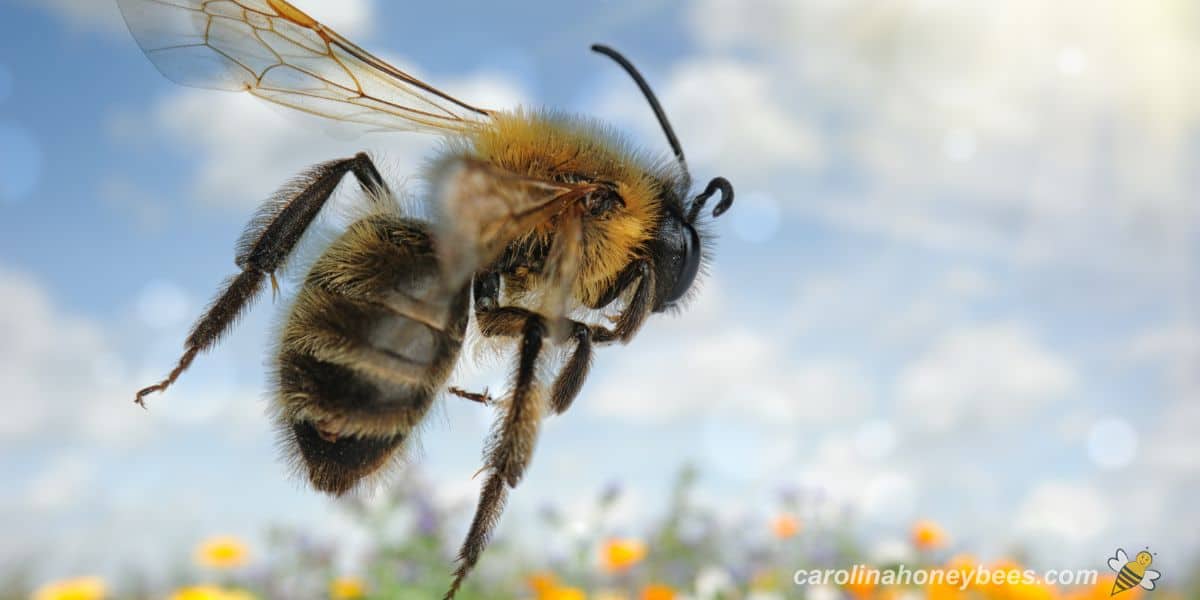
[591,45,735,312]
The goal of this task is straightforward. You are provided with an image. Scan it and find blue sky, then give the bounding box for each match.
[1,0,1198,585]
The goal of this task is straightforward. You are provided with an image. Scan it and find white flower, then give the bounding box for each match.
[695,566,735,599]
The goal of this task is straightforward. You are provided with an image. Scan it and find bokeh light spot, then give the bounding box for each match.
[1087,417,1138,469]
[1057,47,1088,77]
[0,122,42,204]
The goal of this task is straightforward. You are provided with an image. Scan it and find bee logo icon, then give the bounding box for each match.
[1108,548,1161,595]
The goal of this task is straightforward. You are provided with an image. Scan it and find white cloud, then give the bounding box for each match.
[685,0,1200,276]
[0,266,263,446]
[897,323,1076,430]
[1142,398,1200,475]
[25,454,97,512]
[1016,481,1110,545]
[0,266,134,442]
[594,57,825,183]
[586,323,872,426]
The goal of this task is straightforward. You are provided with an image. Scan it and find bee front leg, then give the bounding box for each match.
[588,259,654,342]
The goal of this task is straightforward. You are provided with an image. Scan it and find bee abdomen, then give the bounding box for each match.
[1112,566,1144,595]
[274,214,469,494]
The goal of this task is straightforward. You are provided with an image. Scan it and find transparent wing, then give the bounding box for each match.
[117,0,493,134]
[1109,549,1129,572]
[429,158,598,288]
[1141,570,1161,590]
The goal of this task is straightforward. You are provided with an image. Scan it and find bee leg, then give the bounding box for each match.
[446,314,548,600]
[549,321,593,414]
[135,153,389,407]
[613,261,653,341]
[448,386,494,405]
[588,260,654,342]
[589,258,647,309]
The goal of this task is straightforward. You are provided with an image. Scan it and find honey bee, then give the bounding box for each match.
[1108,548,1161,595]
[117,0,734,595]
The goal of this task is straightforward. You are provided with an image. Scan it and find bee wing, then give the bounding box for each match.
[117,0,492,134]
[430,158,598,290]
[1109,549,1129,572]
[1140,570,1161,590]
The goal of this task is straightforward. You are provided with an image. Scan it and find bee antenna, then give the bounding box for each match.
[687,176,734,222]
[591,44,687,173]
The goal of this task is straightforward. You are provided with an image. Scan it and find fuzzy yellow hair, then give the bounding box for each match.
[461,109,683,306]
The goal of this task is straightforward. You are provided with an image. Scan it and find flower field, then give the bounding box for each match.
[10,467,1196,600]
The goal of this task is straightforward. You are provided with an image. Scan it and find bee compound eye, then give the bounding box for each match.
[666,221,701,304]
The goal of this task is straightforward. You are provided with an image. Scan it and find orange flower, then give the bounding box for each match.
[194,535,250,569]
[528,572,559,598]
[544,587,587,600]
[641,584,675,600]
[601,538,647,573]
[844,578,876,600]
[771,513,801,539]
[911,519,948,550]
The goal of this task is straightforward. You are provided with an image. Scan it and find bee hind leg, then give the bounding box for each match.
[134,153,389,407]
[445,312,547,599]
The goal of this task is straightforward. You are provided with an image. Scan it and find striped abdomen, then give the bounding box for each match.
[1112,564,1145,595]
[274,213,470,495]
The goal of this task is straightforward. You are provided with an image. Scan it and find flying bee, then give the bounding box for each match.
[117,0,734,596]
[1108,548,1162,595]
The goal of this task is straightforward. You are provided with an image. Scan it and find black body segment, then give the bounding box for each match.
[275,215,471,495]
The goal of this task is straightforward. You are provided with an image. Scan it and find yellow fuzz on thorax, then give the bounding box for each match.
[462,109,673,306]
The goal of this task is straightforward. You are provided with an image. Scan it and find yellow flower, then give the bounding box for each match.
[330,576,367,600]
[911,519,948,550]
[601,538,647,573]
[169,586,256,600]
[640,584,675,600]
[32,576,107,600]
[195,535,250,569]
[170,586,228,600]
[771,513,801,539]
[544,587,587,600]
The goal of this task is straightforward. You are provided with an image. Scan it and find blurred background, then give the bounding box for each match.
[0,0,1197,598]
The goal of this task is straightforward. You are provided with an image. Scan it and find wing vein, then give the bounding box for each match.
[118,0,495,134]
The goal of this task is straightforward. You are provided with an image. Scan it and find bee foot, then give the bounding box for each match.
[449,386,493,405]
